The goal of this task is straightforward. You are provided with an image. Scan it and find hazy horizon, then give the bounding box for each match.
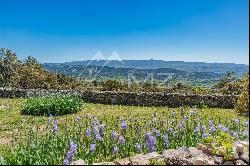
[45,58,249,66]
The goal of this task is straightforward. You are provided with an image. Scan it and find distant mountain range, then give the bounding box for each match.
[44,60,249,78]
[43,60,249,87]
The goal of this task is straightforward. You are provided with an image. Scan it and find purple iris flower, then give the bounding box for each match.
[48,114,53,124]
[172,112,177,118]
[218,124,224,131]
[208,120,214,127]
[135,143,142,153]
[93,117,99,126]
[63,140,77,165]
[145,131,151,139]
[63,159,69,165]
[90,144,96,153]
[223,127,229,133]
[233,119,240,125]
[194,127,200,133]
[164,134,170,147]
[119,135,126,145]
[232,132,239,139]
[85,128,91,137]
[242,130,249,137]
[94,133,100,140]
[93,126,99,135]
[145,135,157,152]
[202,133,210,138]
[178,121,184,129]
[53,120,58,134]
[190,110,196,116]
[153,128,160,137]
[201,125,206,132]
[210,126,215,134]
[167,128,172,133]
[113,145,119,157]
[99,124,105,137]
[97,137,103,142]
[96,135,103,142]
[195,116,201,123]
[76,116,81,122]
[112,131,118,140]
[183,115,188,121]
[121,120,127,130]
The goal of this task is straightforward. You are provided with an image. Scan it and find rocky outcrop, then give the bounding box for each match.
[0,89,237,108]
[70,159,87,165]
[72,141,249,165]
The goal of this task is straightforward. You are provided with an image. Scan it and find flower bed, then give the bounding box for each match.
[1,107,248,165]
[21,94,84,116]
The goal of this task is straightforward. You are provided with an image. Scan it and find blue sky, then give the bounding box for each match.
[0,0,249,64]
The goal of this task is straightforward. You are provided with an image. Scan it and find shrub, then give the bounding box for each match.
[150,159,165,165]
[204,131,234,160]
[140,81,160,92]
[235,74,249,114]
[101,79,123,91]
[191,86,214,95]
[21,94,84,116]
[214,71,236,89]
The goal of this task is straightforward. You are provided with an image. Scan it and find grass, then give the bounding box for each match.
[0,98,247,139]
[0,98,248,164]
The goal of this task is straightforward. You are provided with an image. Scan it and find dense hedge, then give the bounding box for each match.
[21,94,84,116]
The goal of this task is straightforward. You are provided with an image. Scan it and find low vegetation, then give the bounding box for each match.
[21,94,84,116]
[204,131,235,160]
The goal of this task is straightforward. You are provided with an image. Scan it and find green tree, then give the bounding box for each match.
[101,79,123,91]
[17,56,47,89]
[141,81,159,92]
[214,71,236,89]
[0,48,21,88]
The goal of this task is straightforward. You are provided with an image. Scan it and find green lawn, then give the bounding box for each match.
[0,98,248,164]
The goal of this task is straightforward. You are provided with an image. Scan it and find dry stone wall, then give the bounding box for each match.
[0,89,237,108]
[80,91,237,108]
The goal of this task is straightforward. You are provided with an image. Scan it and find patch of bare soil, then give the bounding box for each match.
[0,137,12,145]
